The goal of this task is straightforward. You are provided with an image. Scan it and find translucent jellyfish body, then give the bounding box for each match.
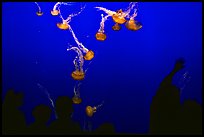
[84,50,94,60]
[72,96,82,104]
[51,10,60,16]
[112,23,121,31]
[36,11,43,16]
[125,19,142,31]
[95,32,107,41]
[71,70,85,80]
[112,9,126,24]
[57,22,69,30]
[86,106,97,117]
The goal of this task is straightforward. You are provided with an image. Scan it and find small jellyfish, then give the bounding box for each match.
[95,32,107,41]
[95,14,109,41]
[51,2,61,16]
[71,70,85,81]
[112,9,127,24]
[86,106,97,117]
[125,19,142,31]
[57,21,69,30]
[36,11,43,16]
[72,82,82,104]
[67,46,85,81]
[85,101,104,117]
[72,96,82,104]
[84,50,94,61]
[35,2,43,16]
[125,6,142,31]
[112,23,121,31]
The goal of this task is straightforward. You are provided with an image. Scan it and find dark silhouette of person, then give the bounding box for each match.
[94,122,116,134]
[149,58,185,134]
[180,100,202,134]
[27,104,52,134]
[48,96,82,134]
[2,89,27,134]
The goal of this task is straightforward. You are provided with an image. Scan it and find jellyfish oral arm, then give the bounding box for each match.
[95,7,116,16]
[123,2,137,18]
[35,2,42,12]
[53,2,61,11]
[64,4,86,24]
[67,46,84,72]
[68,25,89,53]
[98,14,110,33]
[37,83,58,119]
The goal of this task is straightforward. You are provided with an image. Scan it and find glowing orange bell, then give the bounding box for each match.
[84,50,94,60]
[112,10,126,24]
[71,70,85,80]
[51,10,59,16]
[36,11,43,16]
[57,23,69,30]
[72,96,82,104]
[95,32,106,41]
[125,19,142,31]
[112,23,121,31]
[86,106,97,117]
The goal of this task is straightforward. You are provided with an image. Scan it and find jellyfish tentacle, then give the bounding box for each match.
[68,25,89,53]
[35,2,42,12]
[53,2,61,11]
[98,14,110,33]
[95,7,116,16]
[123,2,137,18]
[67,46,84,72]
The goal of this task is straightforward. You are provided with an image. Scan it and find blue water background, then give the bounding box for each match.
[2,2,202,133]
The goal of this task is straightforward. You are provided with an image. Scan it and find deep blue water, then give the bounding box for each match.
[2,2,202,133]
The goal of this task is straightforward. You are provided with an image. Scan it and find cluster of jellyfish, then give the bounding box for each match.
[95,2,142,41]
[34,2,142,118]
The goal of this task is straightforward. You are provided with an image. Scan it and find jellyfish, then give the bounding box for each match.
[125,8,142,31]
[68,24,94,61]
[95,2,138,24]
[56,3,86,30]
[112,23,121,31]
[67,46,85,81]
[72,82,82,104]
[35,2,43,16]
[51,2,61,16]
[85,101,104,117]
[95,14,109,41]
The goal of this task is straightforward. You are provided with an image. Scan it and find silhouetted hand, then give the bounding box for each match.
[173,58,185,72]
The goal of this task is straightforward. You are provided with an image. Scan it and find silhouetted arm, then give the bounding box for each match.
[160,58,185,88]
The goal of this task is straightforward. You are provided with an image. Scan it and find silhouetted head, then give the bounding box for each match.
[32,104,51,124]
[3,89,24,108]
[55,96,73,119]
[181,100,202,134]
[182,100,202,115]
[174,57,185,71]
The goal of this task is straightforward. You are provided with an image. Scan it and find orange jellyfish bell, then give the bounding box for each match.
[84,50,94,60]
[57,23,69,30]
[112,23,121,31]
[71,70,85,80]
[36,11,43,16]
[112,9,126,24]
[72,96,82,104]
[51,10,59,16]
[95,32,106,41]
[86,106,97,117]
[125,19,142,31]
